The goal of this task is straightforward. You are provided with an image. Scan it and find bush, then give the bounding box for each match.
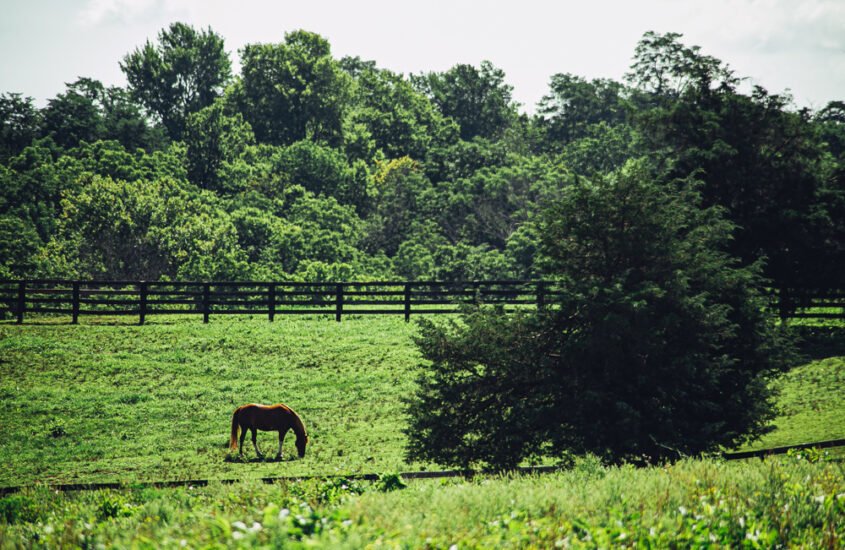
[406,160,792,468]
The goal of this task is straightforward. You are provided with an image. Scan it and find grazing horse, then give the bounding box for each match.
[229,403,308,460]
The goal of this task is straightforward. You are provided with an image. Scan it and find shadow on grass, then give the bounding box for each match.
[224,454,298,464]
[790,325,845,360]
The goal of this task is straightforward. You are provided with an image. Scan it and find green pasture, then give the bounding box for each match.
[0,316,421,486]
[1,315,845,547]
[0,316,844,488]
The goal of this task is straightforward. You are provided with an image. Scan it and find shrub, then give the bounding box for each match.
[406,160,793,468]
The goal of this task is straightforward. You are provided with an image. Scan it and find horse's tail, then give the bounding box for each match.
[229,408,240,451]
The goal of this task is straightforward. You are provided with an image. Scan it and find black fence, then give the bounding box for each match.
[0,280,841,324]
[0,280,564,324]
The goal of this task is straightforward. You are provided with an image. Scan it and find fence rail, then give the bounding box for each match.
[0,280,841,324]
[0,279,563,324]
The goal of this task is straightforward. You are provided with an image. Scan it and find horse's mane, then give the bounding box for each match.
[284,405,307,439]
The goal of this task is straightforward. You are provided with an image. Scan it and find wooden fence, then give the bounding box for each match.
[0,280,841,324]
[0,280,562,324]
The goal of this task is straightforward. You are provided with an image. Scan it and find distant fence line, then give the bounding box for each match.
[0,280,842,325]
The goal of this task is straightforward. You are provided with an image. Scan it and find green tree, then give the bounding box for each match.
[346,65,457,160]
[40,79,164,152]
[406,160,790,469]
[364,158,434,256]
[234,30,351,147]
[43,175,247,280]
[536,74,628,148]
[626,31,837,289]
[183,99,255,192]
[414,61,517,140]
[0,93,41,162]
[121,22,231,140]
[40,78,106,149]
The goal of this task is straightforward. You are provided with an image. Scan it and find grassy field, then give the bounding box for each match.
[0,316,421,486]
[1,316,844,488]
[1,315,844,547]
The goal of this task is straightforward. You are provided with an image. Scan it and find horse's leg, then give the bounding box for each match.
[275,429,287,460]
[251,428,263,457]
[239,423,247,457]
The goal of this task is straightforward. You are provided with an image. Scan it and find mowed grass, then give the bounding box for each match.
[0,316,422,486]
[0,316,844,488]
[742,356,845,451]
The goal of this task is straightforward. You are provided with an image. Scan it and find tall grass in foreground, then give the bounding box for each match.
[1,456,843,548]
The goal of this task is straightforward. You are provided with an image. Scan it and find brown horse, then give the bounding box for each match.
[229,403,308,460]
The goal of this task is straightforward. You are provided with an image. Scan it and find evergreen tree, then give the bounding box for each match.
[406,159,791,468]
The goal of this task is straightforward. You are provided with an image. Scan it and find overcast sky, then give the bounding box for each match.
[1,0,843,112]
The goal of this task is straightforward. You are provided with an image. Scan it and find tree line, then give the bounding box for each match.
[1,25,842,290]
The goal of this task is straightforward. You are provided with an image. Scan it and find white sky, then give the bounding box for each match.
[1,0,843,112]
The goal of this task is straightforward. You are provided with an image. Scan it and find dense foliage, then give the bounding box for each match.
[1,26,842,287]
[406,161,792,467]
[1,458,843,548]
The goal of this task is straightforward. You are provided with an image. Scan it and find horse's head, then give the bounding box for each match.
[295,433,308,458]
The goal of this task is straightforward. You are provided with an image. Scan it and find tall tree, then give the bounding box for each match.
[40,78,106,149]
[414,61,517,140]
[345,65,455,160]
[183,99,255,192]
[627,31,838,289]
[121,22,231,140]
[0,93,41,162]
[536,74,628,148]
[234,30,351,147]
[406,160,790,469]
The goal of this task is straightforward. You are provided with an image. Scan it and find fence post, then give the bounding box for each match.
[16,281,25,324]
[335,284,343,322]
[268,283,276,322]
[203,283,210,324]
[404,283,411,322]
[139,282,148,325]
[72,282,80,324]
[536,281,546,310]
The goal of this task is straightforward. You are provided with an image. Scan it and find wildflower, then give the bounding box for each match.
[232,521,247,531]
[43,525,54,534]
[342,519,353,527]
[449,545,458,550]
[232,531,244,540]
[678,506,688,516]
[279,508,290,520]
[814,495,826,504]
[180,540,187,547]
[249,522,262,532]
